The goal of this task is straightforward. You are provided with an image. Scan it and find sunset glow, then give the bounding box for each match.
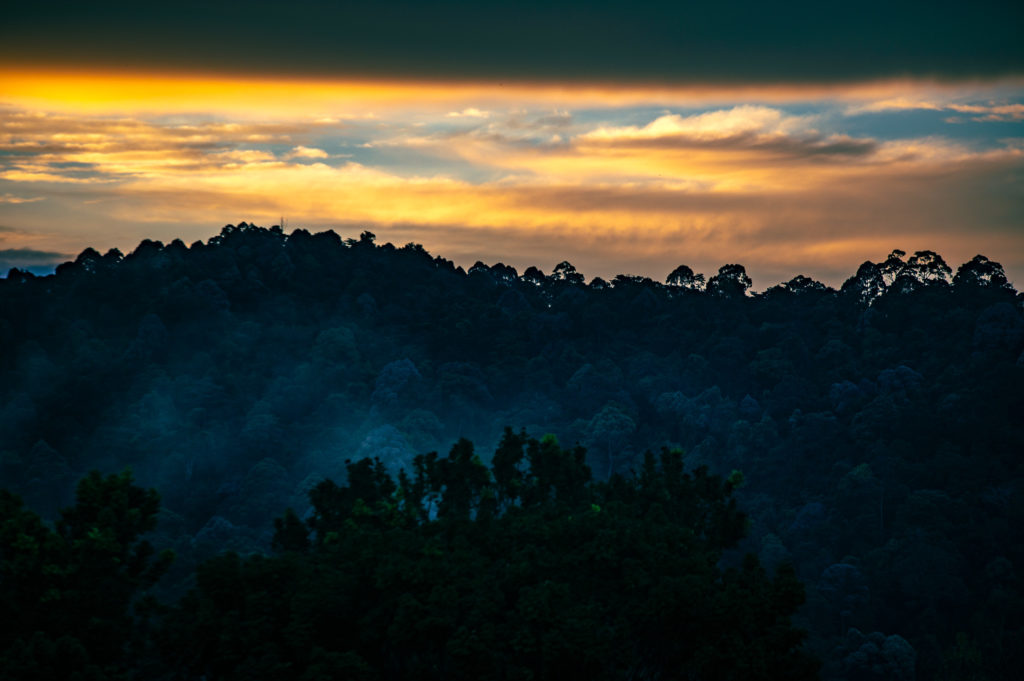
[1,66,1022,286]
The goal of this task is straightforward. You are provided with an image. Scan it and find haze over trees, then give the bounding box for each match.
[2,223,1022,679]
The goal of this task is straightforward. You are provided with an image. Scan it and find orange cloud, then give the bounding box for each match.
[5,68,1022,116]
[847,98,1024,121]
[0,193,44,203]
[2,71,1022,288]
[75,146,1017,276]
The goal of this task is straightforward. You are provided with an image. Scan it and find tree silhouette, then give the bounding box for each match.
[707,263,752,297]
[666,263,706,290]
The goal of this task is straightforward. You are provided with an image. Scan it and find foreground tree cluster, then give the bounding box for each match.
[2,435,818,680]
[2,223,1023,678]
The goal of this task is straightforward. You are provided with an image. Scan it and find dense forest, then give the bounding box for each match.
[1,222,1022,679]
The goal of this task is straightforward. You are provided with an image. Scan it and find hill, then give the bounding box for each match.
[2,223,1022,678]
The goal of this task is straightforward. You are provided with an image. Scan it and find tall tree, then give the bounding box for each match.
[0,471,172,679]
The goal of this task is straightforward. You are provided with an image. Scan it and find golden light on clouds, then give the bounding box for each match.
[5,68,1023,115]
[1,69,1022,286]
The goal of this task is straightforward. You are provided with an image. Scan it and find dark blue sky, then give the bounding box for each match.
[3,1,1022,82]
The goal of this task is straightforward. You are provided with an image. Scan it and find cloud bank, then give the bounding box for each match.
[1,84,1022,289]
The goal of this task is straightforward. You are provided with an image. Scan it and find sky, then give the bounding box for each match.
[2,1,1023,287]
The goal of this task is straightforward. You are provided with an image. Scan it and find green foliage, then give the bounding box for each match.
[272,508,310,553]
[0,470,171,679]
[161,435,818,680]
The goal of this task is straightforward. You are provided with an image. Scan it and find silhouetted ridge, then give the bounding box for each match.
[1,222,1022,680]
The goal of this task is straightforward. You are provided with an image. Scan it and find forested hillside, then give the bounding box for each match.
[2,223,1022,679]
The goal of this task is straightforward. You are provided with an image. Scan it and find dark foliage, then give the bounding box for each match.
[2,223,1023,679]
[156,433,817,680]
[0,471,171,679]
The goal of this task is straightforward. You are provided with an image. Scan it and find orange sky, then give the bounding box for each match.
[1,70,1022,287]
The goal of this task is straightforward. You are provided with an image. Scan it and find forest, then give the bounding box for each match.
[1,222,1022,679]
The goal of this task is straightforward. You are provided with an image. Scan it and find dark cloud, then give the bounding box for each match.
[532,112,573,128]
[0,247,69,262]
[0,248,68,276]
[505,185,773,214]
[581,131,879,160]
[503,111,574,130]
[2,1,1021,83]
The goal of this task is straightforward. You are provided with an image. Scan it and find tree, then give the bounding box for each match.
[586,403,636,480]
[551,261,585,285]
[523,265,546,285]
[432,438,492,521]
[0,471,172,677]
[467,260,491,277]
[159,437,818,681]
[780,274,827,294]
[490,262,518,283]
[879,249,907,286]
[666,264,706,290]
[842,261,886,302]
[490,427,527,510]
[272,508,310,553]
[348,230,376,248]
[905,249,952,284]
[954,254,1010,289]
[707,263,752,297]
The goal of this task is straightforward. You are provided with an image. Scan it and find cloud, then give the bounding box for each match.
[446,108,490,119]
[86,140,1019,253]
[581,106,802,141]
[0,112,303,146]
[1,170,108,183]
[846,98,947,114]
[573,106,879,161]
[532,111,573,128]
[210,150,278,163]
[0,193,44,203]
[42,102,990,229]
[11,136,1022,288]
[0,247,68,262]
[499,109,574,133]
[948,103,1024,122]
[364,118,569,154]
[286,146,329,159]
[0,247,66,261]
[314,113,376,123]
[5,71,1024,126]
[0,112,315,181]
[847,98,1024,122]
[2,90,1022,289]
